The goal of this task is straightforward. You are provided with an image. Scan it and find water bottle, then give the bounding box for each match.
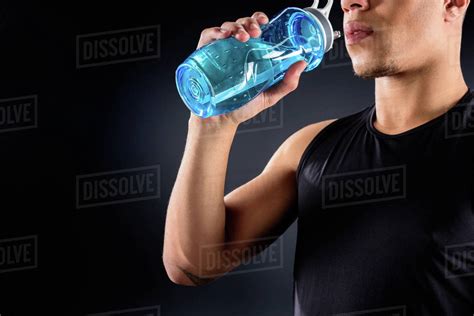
[176,0,341,118]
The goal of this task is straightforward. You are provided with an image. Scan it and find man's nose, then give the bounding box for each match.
[341,0,369,13]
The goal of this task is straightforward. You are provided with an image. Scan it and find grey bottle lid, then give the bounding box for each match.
[304,0,341,53]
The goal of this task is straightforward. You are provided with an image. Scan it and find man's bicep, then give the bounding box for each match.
[223,119,336,245]
[223,164,298,245]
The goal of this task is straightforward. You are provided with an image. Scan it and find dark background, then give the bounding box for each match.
[0,0,472,315]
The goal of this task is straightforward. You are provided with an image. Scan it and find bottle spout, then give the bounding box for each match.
[311,0,334,18]
[305,0,338,52]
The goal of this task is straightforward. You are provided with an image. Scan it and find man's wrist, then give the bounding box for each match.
[187,112,239,137]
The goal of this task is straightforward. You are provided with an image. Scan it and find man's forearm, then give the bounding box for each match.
[163,116,238,278]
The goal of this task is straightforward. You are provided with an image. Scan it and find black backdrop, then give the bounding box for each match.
[0,1,472,315]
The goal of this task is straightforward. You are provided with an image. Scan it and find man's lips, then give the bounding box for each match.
[344,21,374,45]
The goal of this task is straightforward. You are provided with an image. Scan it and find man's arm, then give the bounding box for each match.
[163,118,336,286]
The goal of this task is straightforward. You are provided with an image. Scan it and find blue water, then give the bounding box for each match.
[176,7,325,118]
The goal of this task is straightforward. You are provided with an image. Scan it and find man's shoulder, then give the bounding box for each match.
[289,106,372,150]
[292,120,338,147]
[273,119,337,174]
[283,106,373,171]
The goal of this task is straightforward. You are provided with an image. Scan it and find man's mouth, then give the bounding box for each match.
[344,21,374,45]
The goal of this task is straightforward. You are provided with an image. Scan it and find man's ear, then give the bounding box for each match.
[444,0,470,22]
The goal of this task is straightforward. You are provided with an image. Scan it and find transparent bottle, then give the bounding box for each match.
[176,0,340,118]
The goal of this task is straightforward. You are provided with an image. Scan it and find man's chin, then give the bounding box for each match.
[352,61,400,79]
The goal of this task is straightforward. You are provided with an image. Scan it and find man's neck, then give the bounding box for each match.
[373,61,468,135]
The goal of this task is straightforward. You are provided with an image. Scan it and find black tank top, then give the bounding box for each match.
[294,89,474,316]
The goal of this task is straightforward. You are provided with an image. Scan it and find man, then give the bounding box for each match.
[163,0,473,314]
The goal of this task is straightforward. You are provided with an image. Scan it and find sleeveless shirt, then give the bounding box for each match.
[294,89,474,315]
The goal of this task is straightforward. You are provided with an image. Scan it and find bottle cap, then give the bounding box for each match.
[304,0,340,52]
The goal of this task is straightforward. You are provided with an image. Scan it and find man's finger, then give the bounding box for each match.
[262,61,307,108]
